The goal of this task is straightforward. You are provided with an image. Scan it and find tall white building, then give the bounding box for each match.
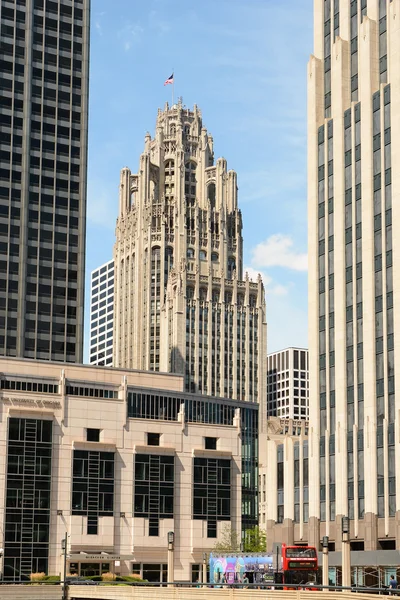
[310,0,400,568]
[267,348,309,420]
[264,0,400,581]
[89,260,114,366]
[113,100,267,412]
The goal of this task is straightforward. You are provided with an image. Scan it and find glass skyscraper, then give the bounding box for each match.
[0,0,90,362]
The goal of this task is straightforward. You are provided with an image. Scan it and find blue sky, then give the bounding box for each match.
[84,0,313,360]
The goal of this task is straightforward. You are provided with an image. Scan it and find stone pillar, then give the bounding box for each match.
[282,518,294,546]
[364,512,377,550]
[395,511,400,550]
[308,516,320,548]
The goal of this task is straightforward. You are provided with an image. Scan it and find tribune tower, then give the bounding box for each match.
[113,100,266,405]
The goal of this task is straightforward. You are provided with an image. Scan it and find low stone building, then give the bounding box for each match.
[0,356,258,582]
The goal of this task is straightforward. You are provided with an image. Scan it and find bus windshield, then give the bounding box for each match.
[284,570,318,586]
[285,547,317,559]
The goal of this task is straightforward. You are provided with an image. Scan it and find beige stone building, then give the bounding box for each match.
[307,0,400,569]
[113,101,267,412]
[259,419,309,550]
[0,357,258,582]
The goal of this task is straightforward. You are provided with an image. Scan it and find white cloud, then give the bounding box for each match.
[118,22,144,51]
[244,266,271,286]
[94,12,106,36]
[243,266,290,297]
[252,234,308,272]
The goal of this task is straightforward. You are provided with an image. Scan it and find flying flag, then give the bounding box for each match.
[164,73,174,86]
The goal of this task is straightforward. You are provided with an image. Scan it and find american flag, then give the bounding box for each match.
[164,73,174,86]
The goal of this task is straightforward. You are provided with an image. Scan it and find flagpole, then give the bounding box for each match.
[172,70,174,106]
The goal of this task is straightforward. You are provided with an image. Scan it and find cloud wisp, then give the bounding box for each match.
[251,234,308,272]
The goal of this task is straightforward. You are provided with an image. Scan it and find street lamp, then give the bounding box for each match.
[342,516,350,534]
[341,517,351,588]
[61,533,69,600]
[167,532,174,587]
[322,536,329,588]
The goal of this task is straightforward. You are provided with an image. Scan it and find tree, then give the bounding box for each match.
[213,524,241,552]
[212,524,267,553]
[243,526,267,552]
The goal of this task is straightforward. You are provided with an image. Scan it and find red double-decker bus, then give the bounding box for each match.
[276,544,319,589]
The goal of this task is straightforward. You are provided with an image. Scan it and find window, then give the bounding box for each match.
[4,419,52,580]
[205,437,217,450]
[72,450,115,534]
[193,458,231,529]
[87,428,100,442]
[134,454,174,536]
[147,432,160,446]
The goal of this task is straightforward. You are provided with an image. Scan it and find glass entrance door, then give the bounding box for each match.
[79,562,110,577]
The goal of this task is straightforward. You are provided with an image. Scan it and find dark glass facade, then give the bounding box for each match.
[134,454,174,537]
[4,417,52,580]
[193,457,231,538]
[0,0,90,362]
[72,450,114,535]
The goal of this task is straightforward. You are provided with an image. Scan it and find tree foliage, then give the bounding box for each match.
[243,526,267,552]
[213,524,267,553]
[213,524,241,552]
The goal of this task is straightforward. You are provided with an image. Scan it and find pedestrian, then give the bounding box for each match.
[242,572,249,589]
[389,575,398,595]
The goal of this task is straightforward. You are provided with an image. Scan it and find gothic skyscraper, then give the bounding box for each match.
[113,101,267,405]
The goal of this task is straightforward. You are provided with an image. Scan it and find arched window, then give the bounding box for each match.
[237,294,244,306]
[170,123,176,136]
[207,182,216,210]
[164,247,173,282]
[212,289,220,302]
[249,295,257,307]
[227,257,236,280]
[211,252,219,262]
[199,250,207,260]
[185,161,197,206]
[184,123,190,135]
[186,286,194,299]
[187,248,195,259]
[199,288,207,301]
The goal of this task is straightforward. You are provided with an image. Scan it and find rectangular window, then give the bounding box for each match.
[147,432,160,446]
[87,428,100,442]
[205,437,217,450]
[135,454,174,535]
[72,450,114,535]
[4,418,52,580]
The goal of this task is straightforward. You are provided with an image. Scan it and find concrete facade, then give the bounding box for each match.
[113,101,267,417]
[259,419,309,550]
[89,260,114,366]
[308,0,400,555]
[267,348,309,420]
[0,357,257,582]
